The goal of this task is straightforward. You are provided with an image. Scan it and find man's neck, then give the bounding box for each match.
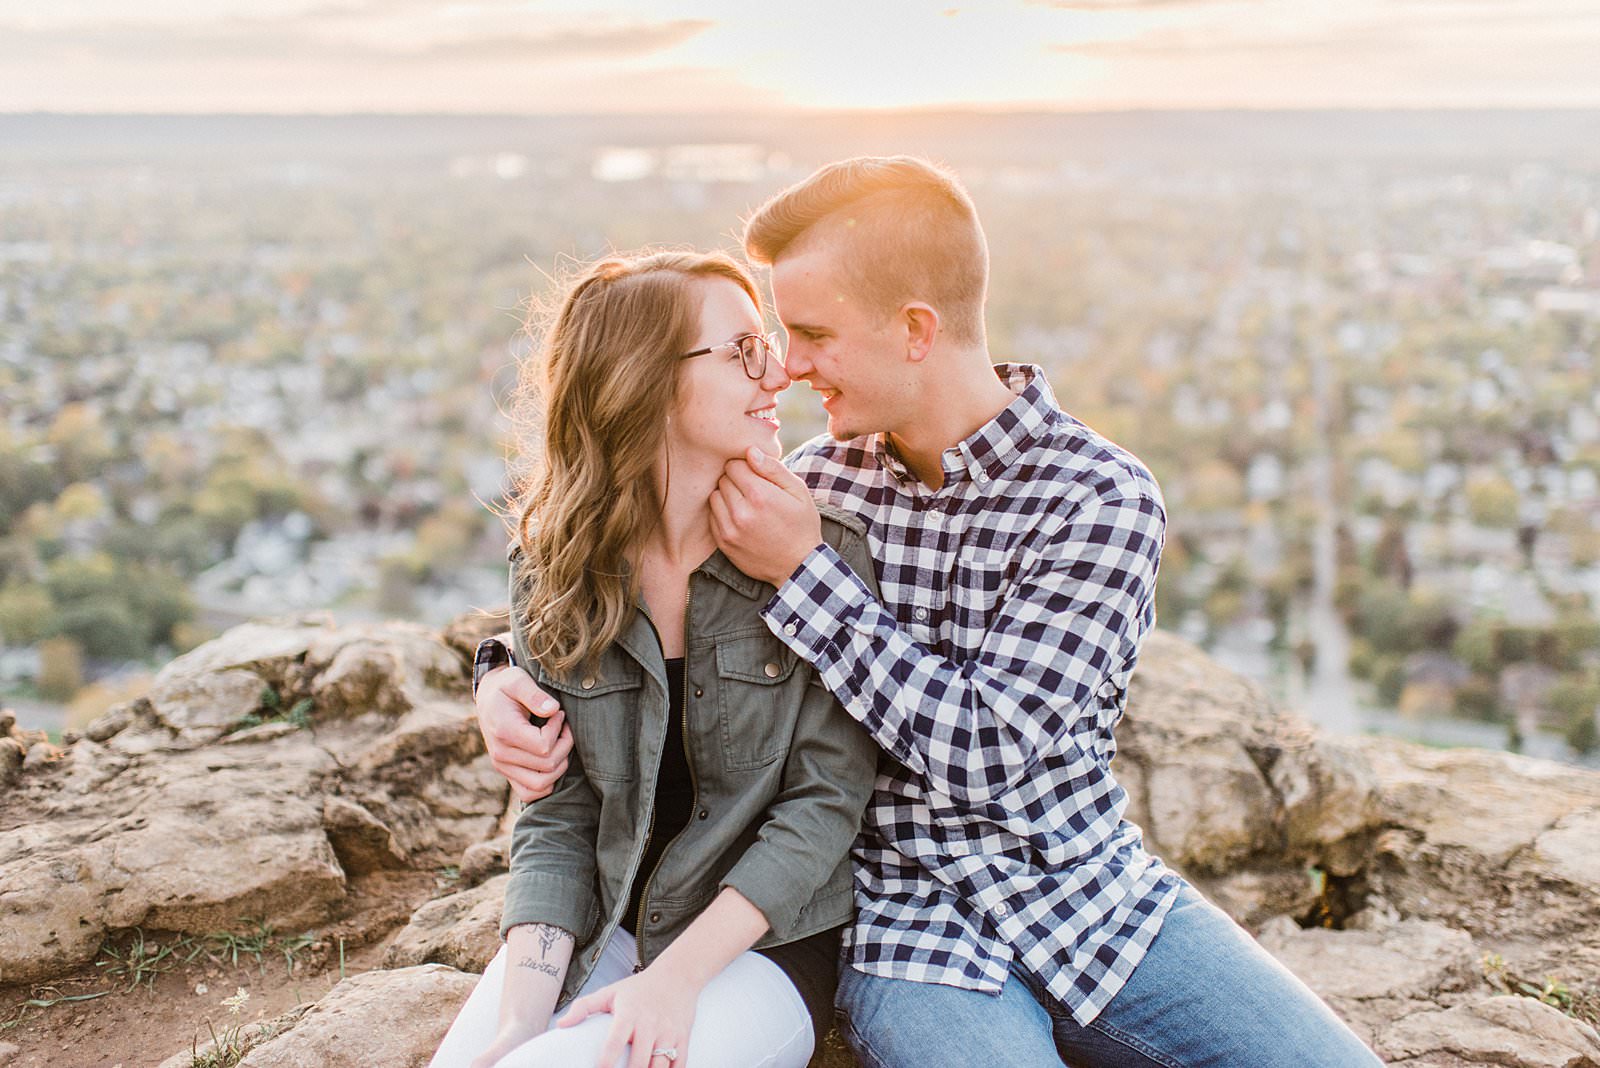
[888,358,1017,490]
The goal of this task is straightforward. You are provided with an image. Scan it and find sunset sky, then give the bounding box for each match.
[2,0,1596,113]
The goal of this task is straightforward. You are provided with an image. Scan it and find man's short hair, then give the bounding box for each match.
[743,156,989,346]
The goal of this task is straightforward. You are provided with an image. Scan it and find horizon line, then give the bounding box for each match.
[6,105,1600,119]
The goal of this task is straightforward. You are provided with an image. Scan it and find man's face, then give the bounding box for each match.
[770,245,909,442]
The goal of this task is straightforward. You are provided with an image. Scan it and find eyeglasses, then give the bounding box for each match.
[679,331,781,380]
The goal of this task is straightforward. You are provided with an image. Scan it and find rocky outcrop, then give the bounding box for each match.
[0,612,507,985]
[1113,635,1391,925]
[152,965,477,1068]
[238,965,478,1067]
[0,709,64,790]
[1379,997,1600,1068]
[384,873,507,974]
[1113,635,1600,1067]
[6,622,1598,1068]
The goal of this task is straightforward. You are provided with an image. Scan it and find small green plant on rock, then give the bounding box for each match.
[0,988,110,1032]
[435,864,461,893]
[190,988,282,1068]
[1484,952,1600,1027]
[231,686,314,734]
[96,928,202,992]
[205,920,316,976]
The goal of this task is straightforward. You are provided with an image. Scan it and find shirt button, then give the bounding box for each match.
[914,607,929,621]
[763,661,780,678]
[694,687,703,698]
[580,676,596,690]
[649,912,662,925]
[994,902,1010,917]
[783,621,797,636]
[977,471,990,484]
[698,808,709,820]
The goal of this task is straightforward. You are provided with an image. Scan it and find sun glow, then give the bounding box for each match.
[0,0,1594,111]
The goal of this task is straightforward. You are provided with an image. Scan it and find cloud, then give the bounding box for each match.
[1049,4,1600,56]
[0,13,713,67]
[418,20,713,61]
[1030,0,1257,9]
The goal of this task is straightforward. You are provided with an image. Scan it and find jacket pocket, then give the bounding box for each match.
[714,632,798,772]
[539,663,643,782]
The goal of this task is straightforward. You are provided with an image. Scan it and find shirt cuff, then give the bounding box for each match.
[500,870,596,942]
[762,542,873,666]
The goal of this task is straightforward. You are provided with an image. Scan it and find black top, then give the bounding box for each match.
[621,656,843,1037]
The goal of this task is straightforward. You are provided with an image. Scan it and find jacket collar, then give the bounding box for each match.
[611,547,765,686]
[694,548,766,600]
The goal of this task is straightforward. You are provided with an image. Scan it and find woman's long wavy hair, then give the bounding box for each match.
[509,250,762,678]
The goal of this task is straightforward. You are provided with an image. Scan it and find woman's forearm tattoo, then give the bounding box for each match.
[515,923,572,979]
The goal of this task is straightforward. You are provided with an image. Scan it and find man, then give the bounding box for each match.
[476,157,1381,1067]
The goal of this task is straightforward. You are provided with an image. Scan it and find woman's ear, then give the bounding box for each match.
[901,302,940,364]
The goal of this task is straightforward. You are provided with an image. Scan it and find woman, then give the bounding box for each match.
[430,250,879,1068]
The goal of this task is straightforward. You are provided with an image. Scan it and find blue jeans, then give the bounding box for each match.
[835,882,1382,1068]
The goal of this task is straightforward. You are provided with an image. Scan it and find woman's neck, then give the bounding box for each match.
[640,453,720,572]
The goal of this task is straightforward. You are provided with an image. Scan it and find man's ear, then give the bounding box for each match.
[901,302,940,363]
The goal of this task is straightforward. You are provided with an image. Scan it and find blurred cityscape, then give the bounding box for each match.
[2,111,1598,766]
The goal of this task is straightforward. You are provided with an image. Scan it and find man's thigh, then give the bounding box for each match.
[1055,883,1383,1068]
[835,963,1066,1068]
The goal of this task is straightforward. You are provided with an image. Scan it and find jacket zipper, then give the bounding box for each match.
[633,575,700,971]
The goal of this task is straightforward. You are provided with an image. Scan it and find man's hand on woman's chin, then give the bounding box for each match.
[475,665,572,803]
[710,447,823,588]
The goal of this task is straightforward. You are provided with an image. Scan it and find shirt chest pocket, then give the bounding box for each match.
[538,663,643,782]
[713,633,799,772]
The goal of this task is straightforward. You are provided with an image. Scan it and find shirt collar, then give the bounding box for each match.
[871,363,1058,488]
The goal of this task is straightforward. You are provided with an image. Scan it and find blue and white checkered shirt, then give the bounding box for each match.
[763,363,1181,1026]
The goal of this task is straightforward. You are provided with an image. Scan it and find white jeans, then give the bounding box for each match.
[429,927,815,1068]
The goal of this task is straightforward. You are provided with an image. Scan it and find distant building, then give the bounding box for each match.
[591,144,771,185]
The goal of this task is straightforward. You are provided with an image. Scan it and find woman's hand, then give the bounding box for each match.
[557,961,701,1068]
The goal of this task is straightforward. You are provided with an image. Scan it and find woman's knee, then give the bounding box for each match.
[492,1016,617,1068]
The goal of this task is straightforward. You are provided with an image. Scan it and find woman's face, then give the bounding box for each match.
[667,277,789,466]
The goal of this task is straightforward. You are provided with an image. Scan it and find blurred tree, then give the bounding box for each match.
[53,600,146,660]
[37,636,84,701]
[377,555,418,616]
[0,445,56,529]
[1186,459,1246,512]
[1465,474,1519,528]
[1550,615,1600,672]
[1569,713,1599,756]
[0,584,54,645]
[1452,676,1501,722]
[1454,618,1502,676]
[54,482,109,523]
[45,403,113,484]
[1372,513,1413,589]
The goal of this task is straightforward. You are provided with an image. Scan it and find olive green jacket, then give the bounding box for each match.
[500,508,879,1008]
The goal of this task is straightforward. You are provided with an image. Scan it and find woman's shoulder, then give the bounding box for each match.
[816,505,877,594]
[816,503,867,548]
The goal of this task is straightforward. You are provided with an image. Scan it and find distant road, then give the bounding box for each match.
[1298,264,1363,736]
